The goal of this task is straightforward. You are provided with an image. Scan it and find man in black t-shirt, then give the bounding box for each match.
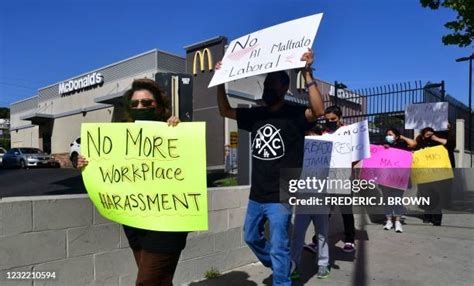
[215,49,324,285]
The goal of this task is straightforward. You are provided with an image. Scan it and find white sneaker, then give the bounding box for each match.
[384,220,393,230]
[395,221,403,233]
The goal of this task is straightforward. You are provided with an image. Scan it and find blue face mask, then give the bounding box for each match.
[385,135,396,144]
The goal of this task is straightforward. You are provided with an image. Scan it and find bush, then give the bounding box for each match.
[204,267,221,279]
[0,138,10,149]
[213,176,238,187]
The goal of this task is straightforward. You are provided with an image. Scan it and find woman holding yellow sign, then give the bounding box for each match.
[77,79,186,286]
[414,126,454,226]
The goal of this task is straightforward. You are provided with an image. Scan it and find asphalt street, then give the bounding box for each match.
[0,167,86,198]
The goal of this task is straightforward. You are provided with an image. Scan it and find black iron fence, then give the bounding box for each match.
[318,80,472,150]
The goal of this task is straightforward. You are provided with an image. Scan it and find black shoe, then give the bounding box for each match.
[423,214,432,224]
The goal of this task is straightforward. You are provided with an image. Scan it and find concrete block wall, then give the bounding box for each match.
[0,186,255,286]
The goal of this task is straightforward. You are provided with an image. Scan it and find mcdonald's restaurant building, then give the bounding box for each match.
[10,36,365,170]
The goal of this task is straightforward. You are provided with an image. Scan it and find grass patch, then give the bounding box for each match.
[204,267,221,279]
[213,176,238,187]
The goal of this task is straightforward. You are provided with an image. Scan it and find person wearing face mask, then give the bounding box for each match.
[415,127,447,149]
[77,79,186,286]
[318,106,357,253]
[288,124,329,281]
[293,106,348,280]
[383,128,417,151]
[380,128,416,233]
[415,127,450,226]
[216,49,325,285]
[322,106,341,133]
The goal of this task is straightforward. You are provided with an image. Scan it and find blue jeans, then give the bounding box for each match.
[244,200,292,286]
[291,212,330,268]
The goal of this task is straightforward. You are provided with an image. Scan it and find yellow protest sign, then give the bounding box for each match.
[80,122,208,231]
[411,145,453,184]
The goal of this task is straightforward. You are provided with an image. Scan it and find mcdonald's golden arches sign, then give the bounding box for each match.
[193,48,213,75]
[296,71,306,90]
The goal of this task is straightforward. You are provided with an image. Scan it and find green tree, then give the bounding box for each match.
[373,113,404,130]
[0,107,10,118]
[420,0,474,47]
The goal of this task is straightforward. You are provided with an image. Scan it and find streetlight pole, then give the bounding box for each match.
[441,80,445,102]
[456,53,473,167]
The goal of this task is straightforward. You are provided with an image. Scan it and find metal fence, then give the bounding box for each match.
[319,80,472,150]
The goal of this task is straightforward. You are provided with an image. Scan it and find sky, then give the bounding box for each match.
[0,0,472,108]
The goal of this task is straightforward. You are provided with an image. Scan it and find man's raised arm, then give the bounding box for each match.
[301,49,324,122]
[216,62,237,120]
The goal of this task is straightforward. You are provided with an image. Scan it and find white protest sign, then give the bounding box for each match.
[405,102,448,131]
[335,120,370,162]
[318,120,370,162]
[303,135,352,194]
[305,134,352,168]
[208,13,323,87]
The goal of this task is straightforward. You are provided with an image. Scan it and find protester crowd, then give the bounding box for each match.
[78,48,456,285]
[215,48,456,284]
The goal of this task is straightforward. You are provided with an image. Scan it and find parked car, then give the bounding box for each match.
[0,147,6,165]
[2,148,59,169]
[69,137,81,168]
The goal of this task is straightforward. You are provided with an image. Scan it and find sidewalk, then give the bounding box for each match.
[187,213,474,286]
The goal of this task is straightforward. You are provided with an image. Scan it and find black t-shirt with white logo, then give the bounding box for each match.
[236,104,310,203]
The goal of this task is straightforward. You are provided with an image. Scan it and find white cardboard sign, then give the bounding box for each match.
[317,120,371,162]
[405,102,448,131]
[208,13,323,87]
[304,134,352,169]
[302,135,352,194]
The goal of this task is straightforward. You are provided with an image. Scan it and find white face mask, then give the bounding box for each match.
[385,135,395,144]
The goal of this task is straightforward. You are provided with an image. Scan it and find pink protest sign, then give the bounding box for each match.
[360,144,413,190]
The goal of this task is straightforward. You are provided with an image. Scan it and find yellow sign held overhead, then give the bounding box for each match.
[80,122,208,231]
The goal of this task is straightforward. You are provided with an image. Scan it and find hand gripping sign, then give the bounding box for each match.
[80,122,208,231]
[208,13,323,87]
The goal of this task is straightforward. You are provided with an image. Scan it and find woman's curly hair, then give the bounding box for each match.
[123,78,171,122]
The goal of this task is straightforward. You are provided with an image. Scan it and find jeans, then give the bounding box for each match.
[244,200,292,286]
[382,186,405,217]
[339,201,355,243]
[291,211,330,268]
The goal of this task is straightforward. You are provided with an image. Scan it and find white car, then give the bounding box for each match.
[69,137,81,168]
[0,147,6,165]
